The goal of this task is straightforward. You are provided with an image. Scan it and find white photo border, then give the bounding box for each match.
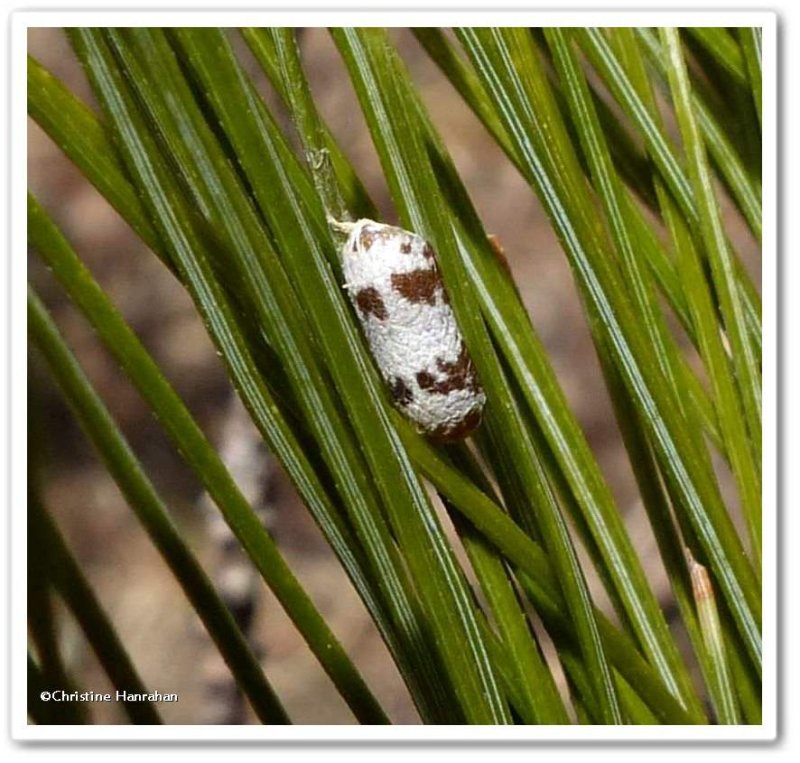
[10,6,777,743]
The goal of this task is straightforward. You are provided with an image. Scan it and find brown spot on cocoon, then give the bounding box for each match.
[358,226,379,250]
[422,243,435,260]
[400,240,412,254]
[429,407,483,442]
[390,377,413,406]
[416,370,436,390]
[415,343,481,396]
[391,268,441,305]
[435,342,481,394]
[359,223,397,252]
[355,287,388,320]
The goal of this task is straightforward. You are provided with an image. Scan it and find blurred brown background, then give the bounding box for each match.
[28,28,761,724]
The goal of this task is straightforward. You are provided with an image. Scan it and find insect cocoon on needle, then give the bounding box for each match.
[339,218,485,441]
